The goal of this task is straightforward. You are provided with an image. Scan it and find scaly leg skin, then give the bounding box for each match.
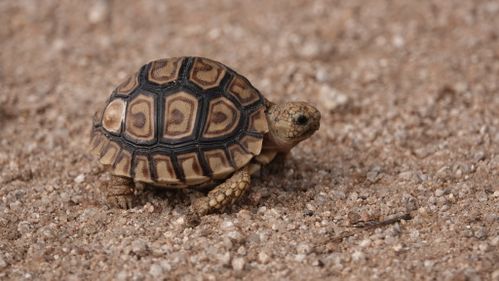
[189,166,251,221]
[105,176,135,209]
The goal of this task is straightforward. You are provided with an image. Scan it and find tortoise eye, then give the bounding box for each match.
[295,115,308,125]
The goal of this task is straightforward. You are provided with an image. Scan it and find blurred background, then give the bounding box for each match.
[0,1,498,280]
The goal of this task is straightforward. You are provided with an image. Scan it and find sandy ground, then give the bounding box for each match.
[1,0,498,280]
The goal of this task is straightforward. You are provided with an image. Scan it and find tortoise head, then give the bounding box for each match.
[266,101,321,151]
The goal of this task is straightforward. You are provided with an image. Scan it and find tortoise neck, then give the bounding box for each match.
[263,101,296,152]
[262,132,294,152]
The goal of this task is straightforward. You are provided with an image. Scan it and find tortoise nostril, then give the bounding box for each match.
[295,115,308,125]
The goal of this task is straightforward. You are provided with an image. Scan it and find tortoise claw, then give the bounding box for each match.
[105,176,135,209]
[191,197,211,217]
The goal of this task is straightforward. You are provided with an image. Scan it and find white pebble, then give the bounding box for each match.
[359,239,371,248]
[218,252,231,265]
[116,271,128,281]
[174,217,185,226]
[231,257,245,271]
[294,254,306,262]
[227,231,243,242]
[221,219,234,230]
[319,85,349,112]
[258,252,270,264]
[88,0,108,23]
[131,239,148,256]
[74,174,85,184]
[392,35,405,48]
[315,68,329,82]
[435,189,444,197]
[410,230,420,240]
[424,260,434,268]
[296,243,312,254]
[392,244,403,252]
[149,264,163,278]
[160,260,171,272]
[351,251,365,262]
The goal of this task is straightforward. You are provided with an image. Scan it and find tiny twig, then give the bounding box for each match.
[353,213,412,229]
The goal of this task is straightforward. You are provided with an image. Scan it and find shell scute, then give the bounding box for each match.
[162,91,198,142]
[102,98,126,134]
[148,57,184,85]
[152,154,180,184]
[99,141,121,166]
[116,72,139,95]
[248,107,269,134]
[202,97,240,139]
[228,143,253,168]
[189,57,226,89]
[134,155,153,183]
[204,149,235,179]
[113,149,133,178]
[124,93,156,143]
[228,75,261,106]
[177,152,210,185]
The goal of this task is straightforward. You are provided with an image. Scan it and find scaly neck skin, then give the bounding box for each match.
[262,131,295,152]
[262,100,297,152]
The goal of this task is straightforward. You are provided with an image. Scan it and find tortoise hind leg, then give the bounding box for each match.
[191,166,251,217]
[105,176,135,209]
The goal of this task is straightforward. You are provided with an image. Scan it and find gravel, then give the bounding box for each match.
[1,0,498,280]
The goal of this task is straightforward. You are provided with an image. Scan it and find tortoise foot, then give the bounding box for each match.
[105,176,135,209]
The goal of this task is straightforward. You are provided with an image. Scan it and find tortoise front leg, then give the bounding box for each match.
[266,152,288,174]
[191,166,251,217]
[105,176,135,209]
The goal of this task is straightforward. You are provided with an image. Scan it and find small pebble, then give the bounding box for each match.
[474,227,487,240]
[88,0,108,23]
[398,171,414,181]
[131,239,149,256]
[226,231,243,242]
[218,252,231,266]
[392,35,405,48]
[366,166,382,183]
[116,271,128,281]
[74,174,85,184]
[149,264,163,278]
[303,209,314,216]
[477,191,488,202]
[221,219,234,230]
[359,239,371,248]
[351,251,365,262]
[435,189,445,197]
[473,151,485,162]
[319,85,349,112]
[236,246,246,256]
[231,257,245,271]
[392,244,403,252]
[423,260,434,269]
[296,243,312,255]
[258,252,270,264]
[144,203,154,213]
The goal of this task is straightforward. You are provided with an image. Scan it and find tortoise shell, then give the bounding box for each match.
[90,57,268,187]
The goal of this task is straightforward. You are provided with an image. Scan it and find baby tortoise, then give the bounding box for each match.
[90,56,320,217]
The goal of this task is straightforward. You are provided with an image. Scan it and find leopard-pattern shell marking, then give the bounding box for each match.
[90,57,268,188]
